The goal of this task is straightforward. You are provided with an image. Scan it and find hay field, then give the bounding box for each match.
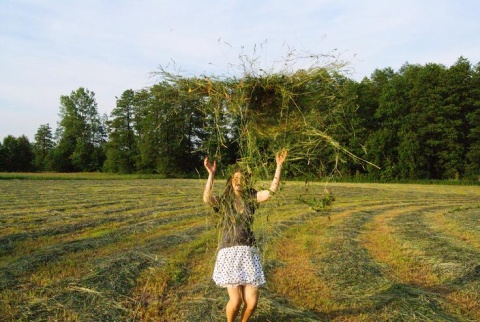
[1,178,479,321]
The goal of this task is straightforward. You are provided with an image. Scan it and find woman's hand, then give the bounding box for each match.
[258,149,288,203]
[203,157,217,205]
[204,157,217,175]
[276,149,288,165]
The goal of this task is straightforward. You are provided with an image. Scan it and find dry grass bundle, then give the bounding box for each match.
[156,48,377,181]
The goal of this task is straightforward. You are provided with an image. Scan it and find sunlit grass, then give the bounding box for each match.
[361,200,480,320]
[267,210,342,313]
[361,207,444,287]
[0,172,166,180]
[425,206,480,249]
[0,179,479,321]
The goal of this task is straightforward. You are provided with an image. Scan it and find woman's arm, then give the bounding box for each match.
[257,149,288,203]
[203,157,218,206]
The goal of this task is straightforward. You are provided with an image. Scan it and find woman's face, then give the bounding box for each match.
[231,171,245,194]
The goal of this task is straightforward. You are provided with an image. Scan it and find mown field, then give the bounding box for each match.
[1,176,479,321]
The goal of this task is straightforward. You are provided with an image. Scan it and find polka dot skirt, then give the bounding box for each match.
[212,245,266,288]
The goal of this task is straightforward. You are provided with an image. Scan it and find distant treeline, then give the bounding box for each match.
[1,57,479,181]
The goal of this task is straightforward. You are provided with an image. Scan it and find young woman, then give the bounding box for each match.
[203,150,287,322]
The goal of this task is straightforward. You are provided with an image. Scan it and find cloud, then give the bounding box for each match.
[1,0,479,140]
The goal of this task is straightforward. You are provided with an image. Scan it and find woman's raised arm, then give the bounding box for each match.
[203,157,218,205]
[257,149,288,203]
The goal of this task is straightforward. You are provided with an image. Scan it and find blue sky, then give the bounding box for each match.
[1,0,479,140]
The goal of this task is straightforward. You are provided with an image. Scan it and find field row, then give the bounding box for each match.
[0,180,479,321]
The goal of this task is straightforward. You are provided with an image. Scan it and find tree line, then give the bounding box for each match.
[1,57,479,181]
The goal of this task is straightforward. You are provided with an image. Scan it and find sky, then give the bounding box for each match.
[1,0,479,141]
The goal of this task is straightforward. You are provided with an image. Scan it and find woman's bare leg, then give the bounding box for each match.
[226,286,243,322]
[240,284,258,322]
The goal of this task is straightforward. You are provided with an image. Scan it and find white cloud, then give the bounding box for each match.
[1,0,479,140]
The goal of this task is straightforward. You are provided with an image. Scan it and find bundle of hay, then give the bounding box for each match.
[156,49,376,179]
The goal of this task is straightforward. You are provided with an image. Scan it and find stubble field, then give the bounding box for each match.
[1,176,479,321]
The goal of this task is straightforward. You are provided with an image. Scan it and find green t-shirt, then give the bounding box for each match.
[214,188,258,249]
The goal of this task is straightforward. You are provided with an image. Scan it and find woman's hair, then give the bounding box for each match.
[213,166,257,214]
[222,167,253,199]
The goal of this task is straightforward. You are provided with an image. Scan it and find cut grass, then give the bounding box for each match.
[0,179,479,321]
[426,206,480,249]
[0,172,167,180]
[361,196,480,320]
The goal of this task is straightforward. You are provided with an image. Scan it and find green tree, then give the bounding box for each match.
[365,62,468,180]
[465,62,480,180]
[396,129,424,179]
[360,59,476,181]
[133,88,161,173]
[135,83,204,176]
[357,68,395,132]
[440,57,474,179]
[333,77,372,178]
[104,90,138,173]
[53,87,105,172]
[355,68,396,180]
[1,135,34,172]
[365,67,408,180]
[33,124,55,171]
[407,63,464,179]
[0,141,4,171]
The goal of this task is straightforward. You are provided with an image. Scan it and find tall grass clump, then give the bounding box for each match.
[155,45,377,183]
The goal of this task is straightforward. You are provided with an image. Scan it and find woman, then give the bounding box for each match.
[203,150,287,322]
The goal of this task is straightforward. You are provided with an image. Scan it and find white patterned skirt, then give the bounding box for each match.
[212,245,266,288]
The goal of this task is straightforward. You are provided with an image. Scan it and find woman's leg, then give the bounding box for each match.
[226,286,243,322]
[240,284,259,322]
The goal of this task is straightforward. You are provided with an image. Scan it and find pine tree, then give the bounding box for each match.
[33,124,55,171]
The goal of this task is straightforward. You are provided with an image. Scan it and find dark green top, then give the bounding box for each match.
[214,188,258,249]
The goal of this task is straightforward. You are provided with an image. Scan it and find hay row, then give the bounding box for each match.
[1,180,479,321]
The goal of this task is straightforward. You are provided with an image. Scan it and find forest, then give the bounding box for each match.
[1,56,479,182]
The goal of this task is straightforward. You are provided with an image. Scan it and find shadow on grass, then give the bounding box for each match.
[179,287,324,322]
[294,283,457,321]
[366,283,457,321]
[450,264,480,285]
[175,283,458,321]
